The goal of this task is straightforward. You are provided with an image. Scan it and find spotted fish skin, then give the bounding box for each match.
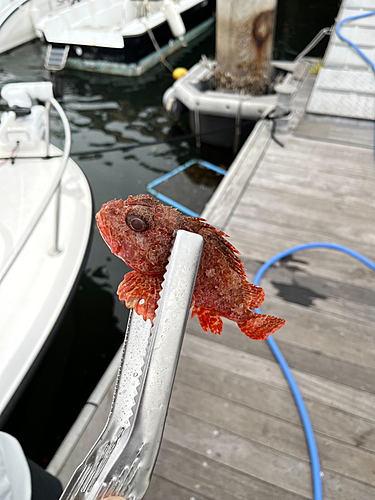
[96,194,285,340]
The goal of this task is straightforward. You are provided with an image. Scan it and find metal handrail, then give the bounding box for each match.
[294,26,333,62]
[0,97,72,284]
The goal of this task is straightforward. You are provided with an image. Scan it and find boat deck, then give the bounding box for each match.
[48,61,375,499]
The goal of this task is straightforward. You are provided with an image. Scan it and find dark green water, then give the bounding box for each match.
[1,0,339,466]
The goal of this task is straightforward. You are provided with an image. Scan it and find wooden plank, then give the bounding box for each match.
[187,308,375,394]
[242,254,375,324]
[177,351,300,424]
[265,280,375,331]
[266,137,375,177]
[263,298,375,368]
[163,408,313,497]
[187,301,375,393]
[170,379,309,463]
[176,354,375,453]
[163,407,375,499]
[296,115,375,149]
[227,209,374,255]
[144,473,211,500]
[228,224,375,326]
[153,440,306,500]
[181,334,375,422]
[238,185,375,244]
[251,261,375,330]
[226,217,375,287]
[268,133,374,161]
[248,161,375,209]
[169,380,375,486]
[202,120,272,229]
[321,472,375,500]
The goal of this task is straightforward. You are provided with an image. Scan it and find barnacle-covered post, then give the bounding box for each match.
[214,0,277,95]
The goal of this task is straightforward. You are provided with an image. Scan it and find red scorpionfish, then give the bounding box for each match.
[96,194,285,340]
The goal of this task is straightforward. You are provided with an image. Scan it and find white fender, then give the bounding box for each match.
[163,0,186,39]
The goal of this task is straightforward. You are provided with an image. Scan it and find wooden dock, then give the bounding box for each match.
[48,19,375,500]
[49,64,375,499]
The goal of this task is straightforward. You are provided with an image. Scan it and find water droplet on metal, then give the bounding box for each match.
[190,497,196,500]
[320,471,324,477]
[195,484,200,489]
[213,430,219,436]
[206,449,212,456]
[202,461,208,468]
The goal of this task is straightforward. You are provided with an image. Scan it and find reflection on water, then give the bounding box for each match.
[4,269,126,464]
[1,27,226,466]
[0,0,339,464]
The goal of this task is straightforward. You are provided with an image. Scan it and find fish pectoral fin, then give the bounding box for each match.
[238,311,285,341]
[117,271,164,322]
[191,306,223,335]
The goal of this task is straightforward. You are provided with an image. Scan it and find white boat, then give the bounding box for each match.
[0,82,92,421]
[0,0,51,54]
[162,57,300,148]
[0,0,215,76]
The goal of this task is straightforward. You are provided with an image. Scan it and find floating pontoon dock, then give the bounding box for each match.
[48,1,375,498]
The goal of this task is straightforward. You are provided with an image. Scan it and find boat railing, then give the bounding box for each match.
[0,90,72,285]
[0,0,31,30]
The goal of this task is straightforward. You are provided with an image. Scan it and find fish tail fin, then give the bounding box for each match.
[238,311,285,341]
[192,306,223,335]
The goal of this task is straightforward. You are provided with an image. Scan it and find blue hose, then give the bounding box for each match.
[251,10,375,499]
[253,242,375,500]
[336,10,375,163]
[336,10,375,72]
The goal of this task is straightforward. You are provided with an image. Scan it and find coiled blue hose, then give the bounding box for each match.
[253,243,375,500]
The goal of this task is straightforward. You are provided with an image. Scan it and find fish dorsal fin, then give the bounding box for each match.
[193,219,247,277]
[186,217,265,310]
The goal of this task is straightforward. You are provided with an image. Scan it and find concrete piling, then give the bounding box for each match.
[214,0,277,95]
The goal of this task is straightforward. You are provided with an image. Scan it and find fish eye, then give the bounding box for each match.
[126,213,149,232]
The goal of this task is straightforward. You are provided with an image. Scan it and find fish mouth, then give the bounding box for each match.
[95,204,121,254]
[95,208,110,241]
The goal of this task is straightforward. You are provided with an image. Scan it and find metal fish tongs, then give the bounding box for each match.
[60,230,203,500]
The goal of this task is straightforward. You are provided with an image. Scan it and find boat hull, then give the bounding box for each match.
[0,146,93,422]
[51,1,215,75]
[189,111,255,148]
[0,1,36,54]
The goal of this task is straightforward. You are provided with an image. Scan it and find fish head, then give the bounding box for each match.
[96,194,179,273]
